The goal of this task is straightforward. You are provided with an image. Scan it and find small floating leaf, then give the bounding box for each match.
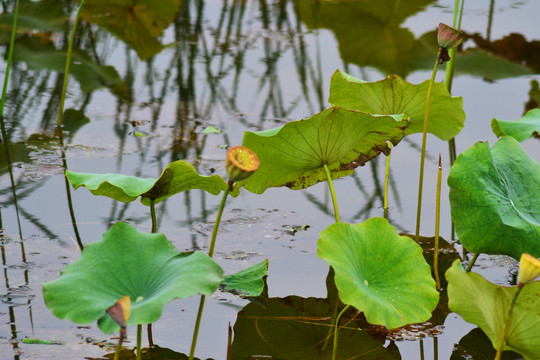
[446,260,540,358]
[492,108,540,142]
[22,338,64,345]
[240,107,408,194]
[66,160,228,205]
[329,69,465,140]
[202,125,223,134]
[318,218,439,329]
[43,222,224,334]
[448,137,540,259]
[221,259,269,297]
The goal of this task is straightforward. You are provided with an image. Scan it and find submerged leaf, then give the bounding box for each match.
[318,218,439,329]
[329,69,465,140]
[448,137,540,259]
[43,222,223,334]
[66,160,228,205]
[492,108,540,142]
[240,107,408,194]
[446,260,540,359]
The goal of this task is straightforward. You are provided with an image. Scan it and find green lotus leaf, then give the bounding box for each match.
[78,0,181,60]
[318,218,439,329]
[43,222,224,334]
[446,260,540,359]
[240,107,408,194]
[492,108,540,142]
[448,137,540,259]
[221,259,269,297]
[231,296,400,359]
[329,69,465,140]
[66,160,228,205]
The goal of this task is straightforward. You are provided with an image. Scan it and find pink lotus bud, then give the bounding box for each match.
[437,23,465,49]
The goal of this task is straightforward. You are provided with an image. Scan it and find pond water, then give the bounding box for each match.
[1,0,539,359]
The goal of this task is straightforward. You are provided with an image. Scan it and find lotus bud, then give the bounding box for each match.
[437,23,465,49]
[106,295,131,328]
[226,146,259,183]
[518,253,540,287]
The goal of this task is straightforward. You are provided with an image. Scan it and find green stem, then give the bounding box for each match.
[189,295,206,360]
[495,287,523,360]
[331,305,350,360]
[465,253,480,272]
[434,154,442,291]
[323,163,340,223]
[415,49,441,241]
[113,328,125,360]
[189,181,232,360]
[136,324,142,360]
[150,199,157,233]
[384,143,392,219]
[57,0,86,127]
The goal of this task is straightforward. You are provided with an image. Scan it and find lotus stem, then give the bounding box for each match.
[323,163,340,223]
[415,48,442,241]
[57,0,86,127]
[150,199,157,233]
[113,327,125,360]
[495,287,523,360]
[434,154,442,291]
[465,253,479,272]
[136,324,142,360]
[331,304,350,360]
[384,143,392,219]
[190,181,232,359]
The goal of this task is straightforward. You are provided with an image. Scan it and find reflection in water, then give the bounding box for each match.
[0,0,539,359]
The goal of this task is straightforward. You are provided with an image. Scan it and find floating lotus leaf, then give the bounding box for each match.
[329,69,465,140]
[448,137,540,259]
[78,0,181,60]
[318,218,439,329]
[43,222,223,334]
[66,160,228,205]
[221,259,268,297]
[446,260,540,359]
[231,296,400,359]
[240,107,408,194]
[492,108,540,142]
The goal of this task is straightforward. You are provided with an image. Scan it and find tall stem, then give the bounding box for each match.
[57,0,86,127]
[434,154,442,291]
[465,253,480,272]
[331,305,350,360]
[189,181,232,360]
[136,324,142,360]
[495,287,523,360]
[384,143,392,219]
[415,49,441,240]
[323,164,340,223]
[150,199,157,233]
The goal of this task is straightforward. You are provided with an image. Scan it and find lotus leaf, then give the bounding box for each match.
[240,107,408,194]
[78,0,181,60]
[492,108,540,142]
[328,69,465,140]
[446,260,540,359]
[318,218,439,329]
[221,259,268,297]
[43,222,224,334]
[66,160,228,205]
[448,137,540,259]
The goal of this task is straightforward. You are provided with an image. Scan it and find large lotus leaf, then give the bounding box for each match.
[318,218,439,329]
[66,160,228,205]
[231,296,400,359]
[43,222,224,334]
[492,108,540,142]
[78,0,181,60]
[221,259,268,297]
[446,260,540,359]
[329,69,465,141]
[239,107,408,194]
[448,137,540,259]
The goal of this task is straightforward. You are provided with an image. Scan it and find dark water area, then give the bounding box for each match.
[1,0,539,359]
